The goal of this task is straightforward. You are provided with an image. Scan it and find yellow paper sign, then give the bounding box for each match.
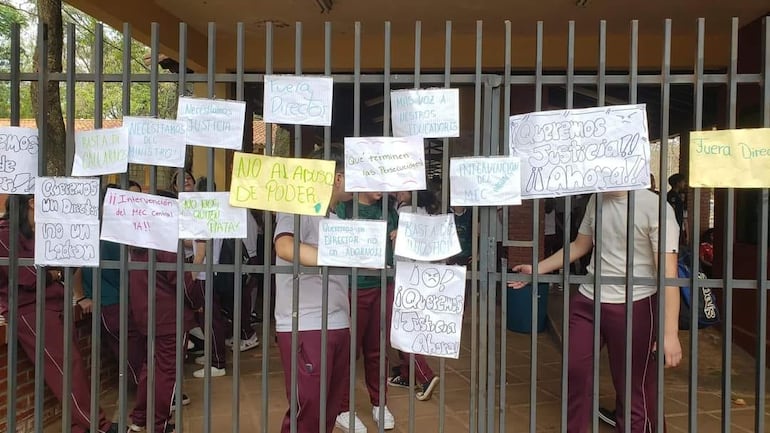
[229,152,336,215]
[689,128,770,188]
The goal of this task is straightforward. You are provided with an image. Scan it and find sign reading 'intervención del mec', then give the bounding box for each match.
[390,261,467,359]
[34,177,100,267]
[449,156,522,206]
[509,104,652,199]
[0,126,38,194]
[101,189,179,253]
[229,152,336,216]
[689,128,770,188]
[178,192,248,240]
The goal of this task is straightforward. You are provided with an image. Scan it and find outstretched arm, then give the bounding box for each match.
[275,234,319,267]
[508,233,593,288]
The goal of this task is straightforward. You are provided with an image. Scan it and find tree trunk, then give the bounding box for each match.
[30,0,66,176]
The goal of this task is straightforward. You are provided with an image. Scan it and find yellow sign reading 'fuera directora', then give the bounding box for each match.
[689,128,770,188]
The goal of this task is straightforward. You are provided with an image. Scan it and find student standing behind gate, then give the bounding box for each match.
[273,144,355,433]
[508,190,683,433]
[0,195,118,433]
[336,191,399,431]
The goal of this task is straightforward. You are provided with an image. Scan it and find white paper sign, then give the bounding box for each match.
[390,262,466,359]
[178,192,248,239]
[33,177,101,266]
[72,128,129,176]
[450,156,522,206]
[344,136,426,192]
[317,219,387,268]
[391,88,460,138]
[176,97,246,150]
[263,75,333,126]
[0,126,38,194]
[394,212,461,262]
[124,116,186,167]
[101,189,179,252]
[509,104,651,199]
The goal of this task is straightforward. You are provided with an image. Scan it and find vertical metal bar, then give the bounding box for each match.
[174,21,188,433]
[688,17,705,433]
[83,21,98,433]
[231,21,246,433]
[720,17,738,433]
[119,22,133,433]
[595,20,608,433]
[656,19,672,433]
[317,20,333,433]
[5,21,21,433]
[623,19,639,433]
[479,77,491,433]
[755,16,770,433]
[486,84,501,433]
[260,20,274,433]
[499,19,511,433]
[33,21,48,433]
[467,19,483,433]
[289,21,304,433]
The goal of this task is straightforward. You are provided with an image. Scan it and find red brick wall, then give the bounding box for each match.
[0,313,119,433]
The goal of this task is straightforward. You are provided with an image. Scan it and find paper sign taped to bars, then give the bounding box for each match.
[394,212,461,262]
[229,152,335,216]
[178,192,248,239]
[176,97,246,150]
[0,126,38,194]
[33,177,101,267]
[344,136,426,192]
[509,104,651,199]
[317,219,387,268]
[391,88,460,138]
[390,261,466,359]
[263,75,334,126]
[101,188,179,252]
[72,128,129,176]
[450,156,522,206]
[124,116,187,167]
[689,128,770,188]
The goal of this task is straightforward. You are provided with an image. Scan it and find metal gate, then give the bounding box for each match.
[1,16,769,433]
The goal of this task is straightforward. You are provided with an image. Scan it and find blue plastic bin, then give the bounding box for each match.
[506,283,549,333]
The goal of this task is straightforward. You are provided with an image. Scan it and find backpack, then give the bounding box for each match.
[677,252,720,330]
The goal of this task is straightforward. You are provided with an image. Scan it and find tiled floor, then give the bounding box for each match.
[50,286,770,432]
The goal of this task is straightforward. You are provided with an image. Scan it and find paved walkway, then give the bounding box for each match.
[46,286,769,432]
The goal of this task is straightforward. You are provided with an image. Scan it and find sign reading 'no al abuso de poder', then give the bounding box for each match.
[509,104,651,199]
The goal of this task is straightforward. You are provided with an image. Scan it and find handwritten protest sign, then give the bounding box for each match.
[124,116,186,167]
[263,75,333,126]
[391,88,460,138]
[318,219,387,268]
[344,136,426,192]
[101,189,179,252]
[390,262,466,359]
[0,126,38,194]
[33,177,101,267]
[72,128,129,176]
[229,152,336,216]
[394,212,461,262]
[450,156,522,206]
[176,97,246,150]
[509,104,651,199]
[689,128,770,188]
[178,192,247,239]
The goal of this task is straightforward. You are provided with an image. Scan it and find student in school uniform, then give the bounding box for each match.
[0,195,118,433]
[273,144,356,433]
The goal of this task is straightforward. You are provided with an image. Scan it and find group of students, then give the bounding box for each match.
[0,170,266,433]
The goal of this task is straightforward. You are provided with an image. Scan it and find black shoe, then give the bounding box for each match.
[250,311,263,325]
[598,407,617,427]
[188,335,205,355]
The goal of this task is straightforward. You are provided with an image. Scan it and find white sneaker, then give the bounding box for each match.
[225,334,260,352]
[372,405,395,430]
[335,411,367,433]
[192,366,226,378]
[128,424,144,432]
